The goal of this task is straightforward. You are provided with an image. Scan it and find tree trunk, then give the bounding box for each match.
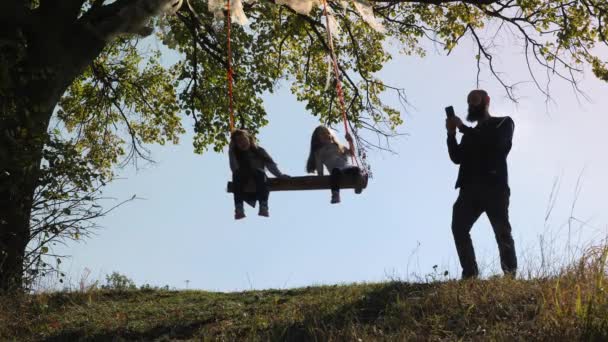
[0,156,36,291]
[0,88,61,291]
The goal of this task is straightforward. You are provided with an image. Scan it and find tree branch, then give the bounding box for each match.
[38,0,87,23]
[79,0,172,41]
[90,62,153,164]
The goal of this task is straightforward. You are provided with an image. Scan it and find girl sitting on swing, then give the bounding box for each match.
[306,125,360,204]
[229,129,289,219]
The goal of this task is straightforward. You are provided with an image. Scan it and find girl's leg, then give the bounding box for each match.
[330,168,343,192]
[232,171,246,219]
[253,170,270,216]
[343,166,361,176]
[330,168,343,204]
[343,167,363,194]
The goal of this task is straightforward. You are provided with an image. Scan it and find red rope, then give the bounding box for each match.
[321,0,359,168]
[226,0,235,132]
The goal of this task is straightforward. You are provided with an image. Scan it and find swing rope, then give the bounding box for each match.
[321,0,360,169]
[226,0,235,132]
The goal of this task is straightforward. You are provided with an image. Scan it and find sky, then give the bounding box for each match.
[50,30,608,292]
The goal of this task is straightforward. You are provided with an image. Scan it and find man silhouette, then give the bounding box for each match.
[445,89,517,279]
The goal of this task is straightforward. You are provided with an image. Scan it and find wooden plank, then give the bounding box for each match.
[226,174,368,193]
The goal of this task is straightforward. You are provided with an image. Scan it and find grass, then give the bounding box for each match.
[1,246,607,341]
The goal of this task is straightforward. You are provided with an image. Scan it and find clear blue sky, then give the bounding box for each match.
[54,36,608,291]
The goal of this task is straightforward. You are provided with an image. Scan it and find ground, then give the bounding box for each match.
[2,255,608,341]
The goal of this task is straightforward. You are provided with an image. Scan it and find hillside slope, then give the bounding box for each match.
[2,267,608,341]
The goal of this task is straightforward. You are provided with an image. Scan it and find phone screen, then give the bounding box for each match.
[445,106,455,118]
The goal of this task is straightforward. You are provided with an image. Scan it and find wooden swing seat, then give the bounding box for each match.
[226,174,368,194]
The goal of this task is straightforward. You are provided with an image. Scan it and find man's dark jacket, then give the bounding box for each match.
[447,116,515,189]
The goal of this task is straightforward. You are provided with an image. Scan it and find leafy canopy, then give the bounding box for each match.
[55,0,607,172]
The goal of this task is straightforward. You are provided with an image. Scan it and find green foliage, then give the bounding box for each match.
[590,56,608,81]
[56,0,408,158]
[139,283,171,291]
[52,0,608,161]
[100,272,137,291]
[57,39,184,175]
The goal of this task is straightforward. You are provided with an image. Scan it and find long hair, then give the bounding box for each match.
[306,125,345,173]
[230,129,270,171]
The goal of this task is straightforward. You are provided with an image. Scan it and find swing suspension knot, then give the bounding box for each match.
[321,0,361,169]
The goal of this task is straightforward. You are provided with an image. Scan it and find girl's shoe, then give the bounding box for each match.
[331,191,341,204]
[235,205,246,220]
[258,202,269,217]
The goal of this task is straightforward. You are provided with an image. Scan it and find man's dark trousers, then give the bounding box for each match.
[452,183,517,278]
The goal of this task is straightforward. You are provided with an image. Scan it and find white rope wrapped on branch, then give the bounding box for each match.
[208,0,250,25]
[204,0,385,33]
[276,0,321,15]
[351,0,385,33]
[138,0,384,36]
[275,0,384,33]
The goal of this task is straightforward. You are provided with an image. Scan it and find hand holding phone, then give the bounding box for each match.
[445,106,455,118]
[445,106,461,134]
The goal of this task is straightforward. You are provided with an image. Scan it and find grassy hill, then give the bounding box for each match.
[2,249,607,341]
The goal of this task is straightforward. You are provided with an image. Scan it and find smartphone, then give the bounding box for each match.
[445,106,455,118]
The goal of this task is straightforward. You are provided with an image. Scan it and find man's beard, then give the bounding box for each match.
[467,104,485,122]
